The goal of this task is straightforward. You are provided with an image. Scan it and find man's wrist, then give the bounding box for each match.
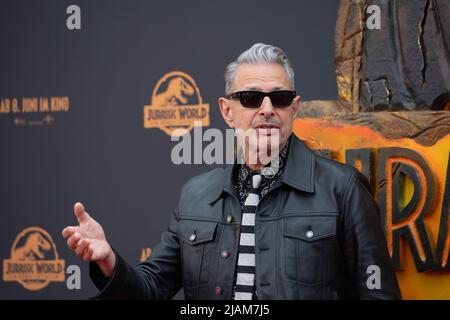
[96,246,116,278]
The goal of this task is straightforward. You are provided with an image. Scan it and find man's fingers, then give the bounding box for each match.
[67,232,82,250]
[62,226,77,239]
[75,239,90,256]
[74,202,90,224]
[74,201,85,213]
[82,246,93,261]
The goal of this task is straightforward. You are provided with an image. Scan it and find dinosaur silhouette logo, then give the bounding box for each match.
[3,227,65,290]
[144,71,210,136]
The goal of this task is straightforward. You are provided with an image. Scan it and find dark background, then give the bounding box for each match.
[0,0,338,299]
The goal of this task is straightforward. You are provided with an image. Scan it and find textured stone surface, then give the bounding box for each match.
[299,0,450,146]
[335,0,366,112]
[334,0,450,112]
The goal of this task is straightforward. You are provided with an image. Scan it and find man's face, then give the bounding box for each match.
[219,63,301,159]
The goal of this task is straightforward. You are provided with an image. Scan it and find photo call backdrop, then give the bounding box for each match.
[0,0,449,299]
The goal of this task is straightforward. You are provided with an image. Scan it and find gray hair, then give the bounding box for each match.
[224,43,295,95]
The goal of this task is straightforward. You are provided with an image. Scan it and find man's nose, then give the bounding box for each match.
[258,96,275,116]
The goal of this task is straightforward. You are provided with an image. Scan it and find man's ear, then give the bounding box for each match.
[291,95,301,119]
[219,97,234,128]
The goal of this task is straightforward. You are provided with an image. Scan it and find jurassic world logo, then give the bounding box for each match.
[3,227,65,290]
[143,71,210,136]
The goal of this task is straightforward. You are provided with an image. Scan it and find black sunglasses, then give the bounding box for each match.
[226,90,296,108]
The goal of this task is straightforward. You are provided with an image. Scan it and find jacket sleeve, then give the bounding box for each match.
[88,208,182,300]
[340,169,402,300]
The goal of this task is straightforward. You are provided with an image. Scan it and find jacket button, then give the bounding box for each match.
[221,250,229,258]
[226,215,233,223]
[306,230,314,239]
[189,233,197,241]
[215,286,222,296]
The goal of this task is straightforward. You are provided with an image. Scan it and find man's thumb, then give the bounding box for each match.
[74,202,89,223]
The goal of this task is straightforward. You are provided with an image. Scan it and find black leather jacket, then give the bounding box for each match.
[90,134,401,299]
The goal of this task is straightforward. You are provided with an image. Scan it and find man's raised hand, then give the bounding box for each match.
[62,202,116,277]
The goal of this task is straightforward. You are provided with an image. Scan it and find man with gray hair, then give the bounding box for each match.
[62,43,401,299]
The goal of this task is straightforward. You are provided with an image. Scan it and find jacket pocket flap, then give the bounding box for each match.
[178,219,218,245]
[283,216,336,242]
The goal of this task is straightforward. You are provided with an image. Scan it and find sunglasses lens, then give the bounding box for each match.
[271,92,294,107]
[232,91,295,108]
[240,92,263,108]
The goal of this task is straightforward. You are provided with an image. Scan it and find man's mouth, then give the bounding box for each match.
[256,124,279,129]
[254,124,280,135]
[254,123,280,129]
